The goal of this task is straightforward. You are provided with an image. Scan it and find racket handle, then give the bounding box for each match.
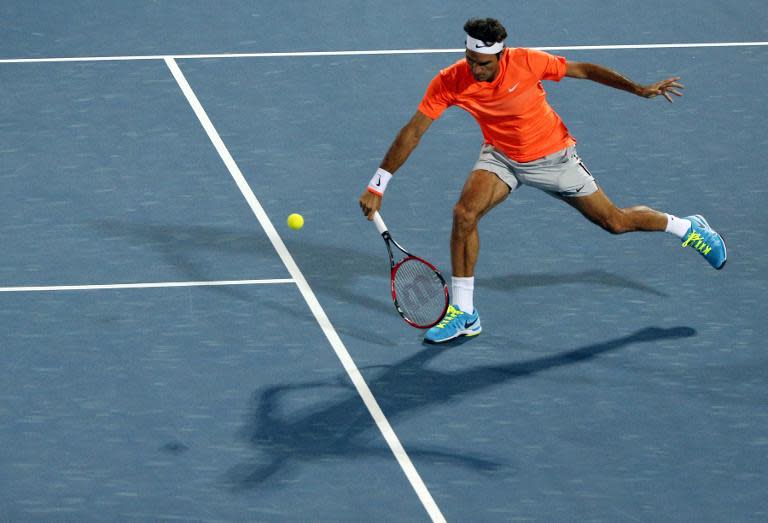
[372,211,388,235]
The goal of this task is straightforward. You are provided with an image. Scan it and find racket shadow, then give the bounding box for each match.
[224,325,695,490]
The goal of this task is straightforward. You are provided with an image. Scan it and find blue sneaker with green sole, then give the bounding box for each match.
[424,305,482,343]
[682,215,727,270]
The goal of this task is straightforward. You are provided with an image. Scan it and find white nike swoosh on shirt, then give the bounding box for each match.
[508,83,520,93]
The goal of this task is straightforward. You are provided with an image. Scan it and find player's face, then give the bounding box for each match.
[465,50,499,82]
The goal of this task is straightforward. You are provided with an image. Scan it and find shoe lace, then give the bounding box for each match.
[435,305,463,329]
[682,231,713,255]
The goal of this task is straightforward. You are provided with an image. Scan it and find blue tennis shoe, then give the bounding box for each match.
[424,305,482,343]
[682,215,727,270]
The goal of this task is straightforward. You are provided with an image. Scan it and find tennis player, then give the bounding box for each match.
[359,18,727,343]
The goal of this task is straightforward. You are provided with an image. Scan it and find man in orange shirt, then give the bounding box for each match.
[359,18,727,344]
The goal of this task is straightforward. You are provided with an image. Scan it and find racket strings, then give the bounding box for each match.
[393,258,447,327]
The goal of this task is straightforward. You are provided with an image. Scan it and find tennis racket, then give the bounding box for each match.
[372,211,449,329]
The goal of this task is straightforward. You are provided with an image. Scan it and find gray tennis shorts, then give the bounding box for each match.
[473,144,598,198]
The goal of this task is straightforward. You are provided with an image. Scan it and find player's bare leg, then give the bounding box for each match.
[562,187,667,233]
[563,187,727,268]
[451,169,511,276]
[425,169,509,343]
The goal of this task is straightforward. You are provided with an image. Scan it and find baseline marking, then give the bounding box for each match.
[0,279,294,293]
[164,57,446,523]
[1,41,766,63]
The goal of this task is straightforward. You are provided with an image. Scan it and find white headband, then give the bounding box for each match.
[465,34,504,54]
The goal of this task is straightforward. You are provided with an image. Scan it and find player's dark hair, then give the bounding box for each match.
[463,18,508,45]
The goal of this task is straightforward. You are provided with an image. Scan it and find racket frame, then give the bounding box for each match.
[373,212,449,329]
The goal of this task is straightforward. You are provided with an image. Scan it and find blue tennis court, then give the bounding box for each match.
[1,2,766,521]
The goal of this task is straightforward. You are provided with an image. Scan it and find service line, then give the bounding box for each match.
[0,279,294,293]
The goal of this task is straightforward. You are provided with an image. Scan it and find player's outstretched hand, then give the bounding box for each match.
[640,77,684,102]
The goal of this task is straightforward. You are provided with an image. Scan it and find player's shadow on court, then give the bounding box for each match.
[95,221,668,345]
[94,220,394,313]
[225,325,695,490]
[477,271,668,297]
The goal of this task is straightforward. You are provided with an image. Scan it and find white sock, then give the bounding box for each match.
[665,214,692,239]
[452,276,474,314]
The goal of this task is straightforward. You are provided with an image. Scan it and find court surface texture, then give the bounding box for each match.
[1,2,766,522]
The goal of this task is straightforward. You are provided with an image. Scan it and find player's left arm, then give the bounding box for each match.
[565,61,684,102]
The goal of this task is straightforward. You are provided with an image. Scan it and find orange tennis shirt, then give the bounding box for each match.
[418,47,576,163]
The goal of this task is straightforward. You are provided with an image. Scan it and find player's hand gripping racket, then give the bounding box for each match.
[372,212,449,329]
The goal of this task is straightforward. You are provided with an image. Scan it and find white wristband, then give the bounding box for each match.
[367,168,392,196]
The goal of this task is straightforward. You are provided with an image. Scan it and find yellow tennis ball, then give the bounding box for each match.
[287,213,304,230]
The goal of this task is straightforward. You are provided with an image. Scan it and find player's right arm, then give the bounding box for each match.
[359,110,434,220]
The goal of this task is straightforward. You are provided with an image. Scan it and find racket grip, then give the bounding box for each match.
[372,211,388,235]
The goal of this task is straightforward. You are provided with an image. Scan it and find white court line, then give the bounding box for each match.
[0,279,294,293]
[164,57,446,523]
[0,41,766,63]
